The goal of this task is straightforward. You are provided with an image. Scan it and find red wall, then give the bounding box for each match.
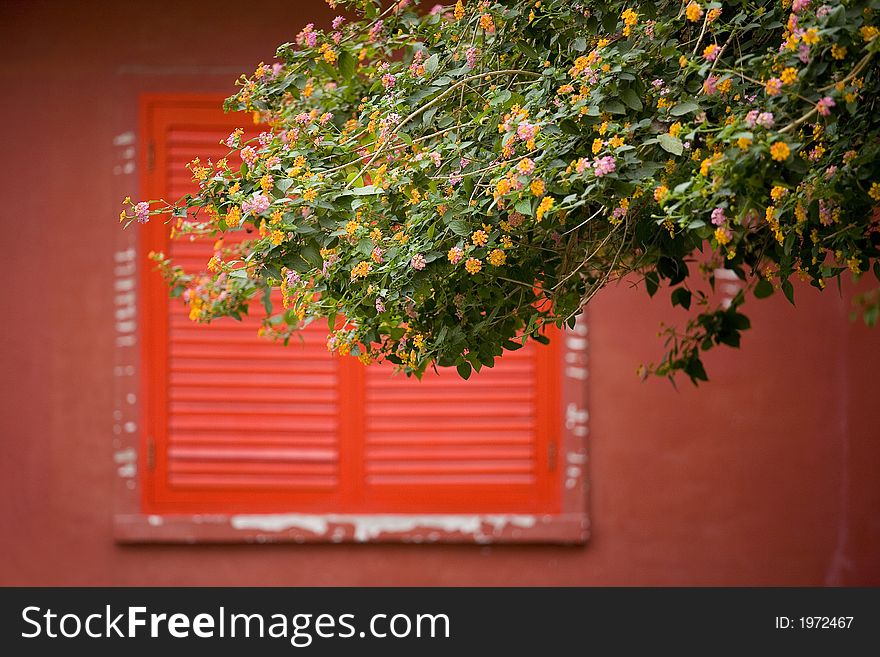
[1,0,878,585]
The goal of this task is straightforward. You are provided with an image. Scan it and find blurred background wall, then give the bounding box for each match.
[1,0,878,585]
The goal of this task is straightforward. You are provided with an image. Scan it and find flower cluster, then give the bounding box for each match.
[122,0,880,383]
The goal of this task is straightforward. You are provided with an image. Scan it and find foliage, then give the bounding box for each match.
[122,0,880,382]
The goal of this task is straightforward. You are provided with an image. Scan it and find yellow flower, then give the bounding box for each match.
[536,196,554,222]
[770,141,791,162]
[685,2,703,22]
[479,13,495,32]
[488,249,507,266]
[592,137,604,154]
[303,187,318,202]
[770,186,788,202]
[668,122,682,138]
[653,185,669,202]
[831,44,847,60]
[345,220,360,236]
[802,28,820,45]
[714,227,731,246]
[530,179,546,197]
[609,135,625,148]
[717,78,733,94]
[679,55,688,68]
[861,26,880,42]
[351,261,371,279]
[621,8,638,26]
[869,182,880,201]
[471,230,488,247]
[465,257,482,274]
[225,206,242,227]
[270,230,284,246]
[703,44,718,60]
[454,0,464,21]
[780,67,798,85]
[737,136,752,150]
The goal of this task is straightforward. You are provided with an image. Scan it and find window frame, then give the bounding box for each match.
[112,94,590,544]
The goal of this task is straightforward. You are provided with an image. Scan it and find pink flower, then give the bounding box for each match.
[466,47,478,68]
[225,130,242,148]
[711,207,726,226]
[295,112,312,125]
[798,43,811,64]
[611,206,627,220]
[703,74,719,95]
[744,109,759,127]
[382,73,396,89]
[306,32,318,48]
[258,131,273,147]
[296,23,315,46]
[375,297,385,313]
[447,247,464,264]
[516,121,538,142]
[134,201,150,224]
[756,112,775,128]
[816,96,835,116]
[286,270,300,286]
[411,253,427,270]
[242,193,270,216]
[517,157,535,175]
[792,0,810,12]
[319,112,333,125]
[574,158,590,174]
[331,31,342,44]
[371,246,384,263]
[428,151,442,167]
[332,16,345,29]
[369,20,384,42]
[593,156,616,177]
[240,146,258,166]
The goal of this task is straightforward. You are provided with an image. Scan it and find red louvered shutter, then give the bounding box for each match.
[140,96,561,517]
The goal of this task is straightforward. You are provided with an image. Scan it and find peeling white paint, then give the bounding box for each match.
[113,132,136,146]
[147,515,163,526]
[230,514,538,542]
[565,366,588,380]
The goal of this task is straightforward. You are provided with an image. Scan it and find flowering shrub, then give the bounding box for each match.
[122,0,880,382]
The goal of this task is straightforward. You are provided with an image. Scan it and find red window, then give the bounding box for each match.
[120,95,588,543]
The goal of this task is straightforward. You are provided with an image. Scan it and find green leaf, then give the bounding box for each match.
[671,287,692,310]
[754,278,774,299]
[657,133,684,155]
[670,101,700,116]
[645,271,659,297]
[782,280,795,305]
[604,100,626,114]
[515,198,532,215]
[424,53,439,74]
[448,219,470,236]
[338,50,355,81]
[572,37,587,52]
[620,88,643,111]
